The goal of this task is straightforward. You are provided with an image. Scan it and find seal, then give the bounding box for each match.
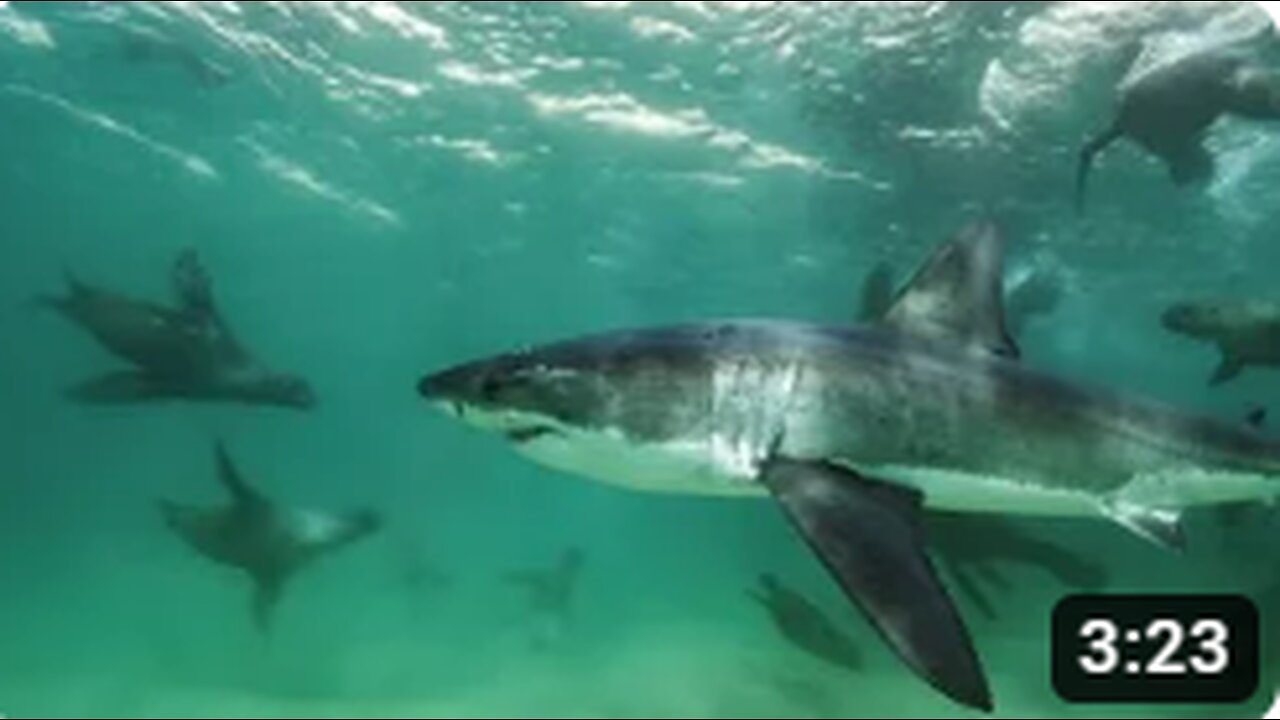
[1076,42,1280,211]
[1163,300,1280,385]
[748,574,864,673]
[160,441,382,632]
[41,248,315,410]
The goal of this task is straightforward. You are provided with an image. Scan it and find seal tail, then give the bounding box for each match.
[29,266,89,314]
[1076,123,1123,214]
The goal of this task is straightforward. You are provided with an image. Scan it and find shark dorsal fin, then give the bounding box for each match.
[859,262,897,322]
[883,220,1021,359]
[215,441,271,514]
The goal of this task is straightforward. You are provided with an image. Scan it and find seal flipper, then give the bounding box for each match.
[301,508,382,556]
[250,571,286,634]
[1211,351,1245,386]
[760,457,992,712]
[34,267,96,315]
[215,441,271,515]
[1076,123,1123,214]
[169,249,250,366]
[171,248,216,323]
[884,219,1019,360]
[1165,141,1215,187]
[68,371,171,404]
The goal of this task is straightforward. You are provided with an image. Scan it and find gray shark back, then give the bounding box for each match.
[730,321,1280,499]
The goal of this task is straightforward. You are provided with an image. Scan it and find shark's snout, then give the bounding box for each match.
[417,370,448,401]
[418,364,479,405]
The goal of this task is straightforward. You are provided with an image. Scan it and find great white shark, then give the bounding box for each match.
[417,220,1280,712]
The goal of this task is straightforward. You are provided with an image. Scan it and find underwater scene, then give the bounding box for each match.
[3,1,1280,718]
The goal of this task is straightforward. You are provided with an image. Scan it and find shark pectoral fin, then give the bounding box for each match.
[760,457,993,713]
[68,371,169,404]
[883,219,1020,360]
[1211,353,1245,386]
[1103,501,1186,553]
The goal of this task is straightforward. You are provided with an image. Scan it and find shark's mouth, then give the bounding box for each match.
[505,424,562,444]
[442,400,565,445]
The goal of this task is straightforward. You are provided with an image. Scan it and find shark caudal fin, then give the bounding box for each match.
[1076,123,1123,214]
[760,457,993,713]
[883,219,1019,360]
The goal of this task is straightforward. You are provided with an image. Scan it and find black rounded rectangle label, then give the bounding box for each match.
[1052,594,1259,705]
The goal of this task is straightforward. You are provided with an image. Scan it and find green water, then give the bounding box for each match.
[2,1,1280,718]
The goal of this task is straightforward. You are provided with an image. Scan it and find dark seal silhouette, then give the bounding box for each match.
[749,573,864,674]
[41,249,315,410]
[1076,43,1280,211]
[160,441,382,632]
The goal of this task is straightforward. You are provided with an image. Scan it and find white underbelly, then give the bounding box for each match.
[518,427,768,498]
[516,425,1280,517]
[518,426,1110,513]
[870,464,1103,516]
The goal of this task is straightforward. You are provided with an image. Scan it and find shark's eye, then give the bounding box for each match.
[480,375,506,399]
[480,370,536,400]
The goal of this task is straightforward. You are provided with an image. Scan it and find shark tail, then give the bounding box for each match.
[1076,123,1123,214]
